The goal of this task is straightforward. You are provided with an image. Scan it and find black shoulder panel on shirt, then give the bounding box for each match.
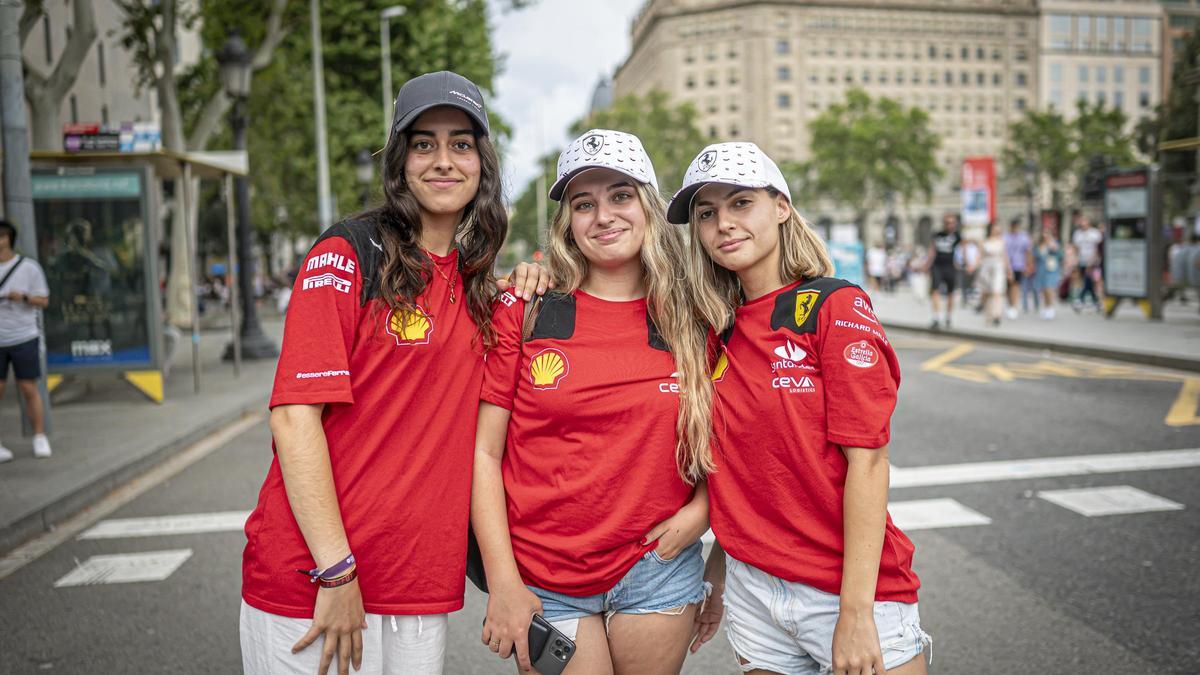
[646,313,669,352]
[312,218,384,306]
[528,291,576,340]
[769,276,859,336]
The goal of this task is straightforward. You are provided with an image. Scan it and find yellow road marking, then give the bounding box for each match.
[921,342,974,371]
[1165,378,1200,427]
[985,364,1016,382]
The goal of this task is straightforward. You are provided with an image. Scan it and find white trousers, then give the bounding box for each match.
[239,600,447,675]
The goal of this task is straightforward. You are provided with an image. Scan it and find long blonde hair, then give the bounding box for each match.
[545,182,715,484]
[688,187,834,331]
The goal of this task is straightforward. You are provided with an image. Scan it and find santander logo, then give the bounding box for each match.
[770,339,814,374]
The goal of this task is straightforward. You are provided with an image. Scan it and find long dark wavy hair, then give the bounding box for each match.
[363,122,508,349]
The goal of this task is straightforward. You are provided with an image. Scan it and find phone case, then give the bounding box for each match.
[528,614,575,675]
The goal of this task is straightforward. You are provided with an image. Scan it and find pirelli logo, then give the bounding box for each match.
[302,273,352,294]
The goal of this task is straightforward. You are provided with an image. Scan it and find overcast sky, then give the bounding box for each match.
[488,0,646,199]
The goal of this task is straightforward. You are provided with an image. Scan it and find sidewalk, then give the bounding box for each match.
[870,285,1200,372]
[0,318,280,553]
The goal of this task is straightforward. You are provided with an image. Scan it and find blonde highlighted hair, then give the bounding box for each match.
[543,182,715,483]
[688,187,834,331]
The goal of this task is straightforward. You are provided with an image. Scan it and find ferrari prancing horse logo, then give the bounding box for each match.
[794,290,820,328]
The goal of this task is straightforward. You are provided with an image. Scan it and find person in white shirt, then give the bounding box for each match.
[1071,215,1104,310]
[0,220,52,462]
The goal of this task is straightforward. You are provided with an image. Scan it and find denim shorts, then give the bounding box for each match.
[724,557,931,675]
[528,541,709,631]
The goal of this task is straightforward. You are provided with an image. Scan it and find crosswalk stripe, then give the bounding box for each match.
[1037,486,1185,517]
[888,498,992,530]
[891,448,1200,489]
[79,511,251,540]
[53,550,193,587]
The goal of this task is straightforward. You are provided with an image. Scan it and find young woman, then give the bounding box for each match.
[978,221,1012,327]
[1033,228,1062,320]
[239,71,546,675]
[669,142,930,675]
[472,129,720,675]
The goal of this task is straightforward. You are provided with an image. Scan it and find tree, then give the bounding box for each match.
[507,90,707,249]
[1138,28,1199,221]
[1002,108,1074,209]
[795,88,942,241]
[1071,98,1137,182]
[19,0,98,149]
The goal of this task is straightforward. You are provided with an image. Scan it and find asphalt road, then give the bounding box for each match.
[1,331,1197,674]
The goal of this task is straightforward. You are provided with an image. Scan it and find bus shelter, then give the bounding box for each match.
[29,150,247,402]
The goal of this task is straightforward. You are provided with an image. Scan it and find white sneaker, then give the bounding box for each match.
[33,435,52,459]
[1005,307,1019,320]
[0,445,12,463]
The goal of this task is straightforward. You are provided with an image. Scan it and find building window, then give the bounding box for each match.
[1050,89,1063,108]
[729,101,739,112]
[1015,49,1028,62]
[1114,90,1124,109]
[1077,16,1092,50]
[43,16,52,64]
[777,93,791,108]
[976,47,984,60]
[776,39,790,54]
[1016,97,1026,110]
[69,94,78,123]
[993,72,1002,86]
[1113,17,1126,50]
[961,46,969,59]
[1139,91,1150,108]
[709,125,718,139]
[1131,18,1152,52]
[730,125,740,137]
[1096,66,1106,84]
[929,45,937,58]
[1114,65,1124,84]
[1078,65,1089,83]
[896,71,905,84]
[1096,91,1107,105]
[101,105,109,125]
[976,71,984,85]
[809,73,819,84]
[98,43,106,87]
[1050,63,1062,82]
[1096,17,1111,49]
[1049,15,1070,50]
[1138,66,1150,84]
[707,74,717,87]
[686,76,696,89]
[944,70,952,85]
[1016,72,1027,87]
[706,48,717,62]
[960,71,969,85]
[992,48,1001,61]
[863,71,871,83]
[880,71,889,84]
[685,51,695,64]
[777,66,791,81]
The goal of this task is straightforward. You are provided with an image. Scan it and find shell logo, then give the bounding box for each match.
[711,350,729,382]
[385,306,433,346]
[529,348,569,390]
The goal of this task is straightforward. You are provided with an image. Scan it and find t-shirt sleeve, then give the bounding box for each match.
[27,261,49,297]
[817,287,901,449]
[480,291,526,410]
[269,236,361,409]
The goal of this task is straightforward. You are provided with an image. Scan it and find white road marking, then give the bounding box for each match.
[1037,486,1185,517]
[887,498,993,530]
[0,412,264,582]
[891,448,1200,489]
[53,549,193,587]
[79,510,251,540]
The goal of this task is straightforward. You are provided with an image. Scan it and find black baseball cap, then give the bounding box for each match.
[391,71,490,137]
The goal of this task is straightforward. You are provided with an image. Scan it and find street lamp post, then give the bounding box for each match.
[219,32,277,361]
[356,148,373,209]
[380,6,407,144]
[1023,159,1037,234]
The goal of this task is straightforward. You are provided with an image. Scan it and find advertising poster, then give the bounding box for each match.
[1103,169,1150,299]
[31,170,155,368]
[961,157,996,229]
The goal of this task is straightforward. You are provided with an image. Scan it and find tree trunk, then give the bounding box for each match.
[26,91,60,150]
[20,0,97,150]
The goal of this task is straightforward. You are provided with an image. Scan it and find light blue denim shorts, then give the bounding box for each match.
[724,557,932,675]
[528,541,709,630]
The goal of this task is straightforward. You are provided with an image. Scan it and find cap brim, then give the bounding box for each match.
[549,166,648,202]
[666,183,707,224]
[393,101,490,138]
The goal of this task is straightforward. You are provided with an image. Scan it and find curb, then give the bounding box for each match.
[883,320,1200,374]
[0,400,266,555]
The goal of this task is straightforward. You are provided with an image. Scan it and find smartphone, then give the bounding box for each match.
[528,614,575,675]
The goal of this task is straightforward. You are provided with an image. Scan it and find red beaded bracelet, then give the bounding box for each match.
[318,568,357,589]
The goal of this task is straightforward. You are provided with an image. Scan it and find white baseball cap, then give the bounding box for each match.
[666,142,792,224]
[549,129,659,201]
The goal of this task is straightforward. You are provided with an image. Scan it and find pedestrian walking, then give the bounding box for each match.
[1072,215,1104,311]
[238,71,547,675]
[926,213,961,330]
[866,242,887,292]
[0,219,52,462]
[979,222,1012,327]
[1033,228,1062,320]
[957,236,981,310]
[671,142,930,675]
[473,129,720,675]
[1003,217,1033,318]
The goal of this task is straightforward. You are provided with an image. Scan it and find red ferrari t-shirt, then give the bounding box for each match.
[708,278,920,603]
[242,221,484,618]
[481,290,694,596]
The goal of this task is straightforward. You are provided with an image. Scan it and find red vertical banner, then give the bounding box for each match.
[961,157,996,228]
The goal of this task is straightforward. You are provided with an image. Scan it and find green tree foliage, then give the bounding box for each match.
[1001,108,1073,208]
[1137,28,1199,219]
[507,90,707,248]
[794,88,942,233]
[1072,98,1138,177]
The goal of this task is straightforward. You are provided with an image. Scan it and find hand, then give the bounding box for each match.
[291,578,367,675]
[831,607,885,675]
[642,498,709,561]
[495,262,552,301]
[5,291,21,302]
[481,581,542,672]
[689,580,724,653]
